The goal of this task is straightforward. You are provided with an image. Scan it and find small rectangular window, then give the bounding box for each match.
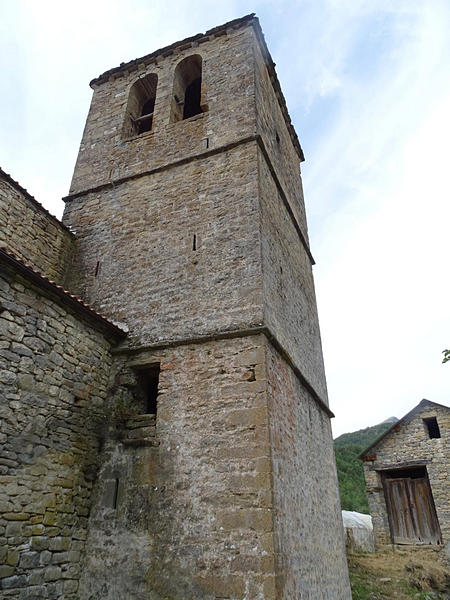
[423,417,441,439]
[141,365,160,415]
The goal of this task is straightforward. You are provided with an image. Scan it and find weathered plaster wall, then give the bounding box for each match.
[80,335,278,600]
[0,262,116,599]
[69,27,256,196]
[63,145,263,347]
[266,341,351,599]
[363,404,450,552]
[0,174,74,285]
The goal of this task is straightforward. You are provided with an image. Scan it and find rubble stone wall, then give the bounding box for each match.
[0,262,115,599]
[363,404,450,552]
[0,175,74,285]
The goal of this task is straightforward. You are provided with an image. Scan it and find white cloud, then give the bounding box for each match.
[298,1,450,434]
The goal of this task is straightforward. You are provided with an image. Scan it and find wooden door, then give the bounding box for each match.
[383,471,442,545]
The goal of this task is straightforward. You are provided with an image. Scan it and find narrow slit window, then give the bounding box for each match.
[423,417,441,439]
[94,261,100,277]
[123,73,158,138]
[113,478,119,509]
[192,234,197,251]
[170,55,205,122]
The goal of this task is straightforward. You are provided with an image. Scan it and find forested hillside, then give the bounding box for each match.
[334,421,396,513]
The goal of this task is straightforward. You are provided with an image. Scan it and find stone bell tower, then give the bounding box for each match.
[62,14,351,600]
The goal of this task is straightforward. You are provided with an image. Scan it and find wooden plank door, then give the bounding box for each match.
[409,477,442,544]
[383,474,442,545]
[384,477,416,543]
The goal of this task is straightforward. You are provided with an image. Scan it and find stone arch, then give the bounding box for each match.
[123,72,158,137]
[170,54,206,122]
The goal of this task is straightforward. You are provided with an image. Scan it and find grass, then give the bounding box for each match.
[348,548,450,600]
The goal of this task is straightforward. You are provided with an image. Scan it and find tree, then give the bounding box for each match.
[443,350,450,364]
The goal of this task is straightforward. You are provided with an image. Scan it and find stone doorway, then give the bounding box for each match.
[381,467,442,545]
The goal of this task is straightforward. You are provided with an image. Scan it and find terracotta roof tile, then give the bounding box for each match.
[0,167,74,235]
[0,246,127,338]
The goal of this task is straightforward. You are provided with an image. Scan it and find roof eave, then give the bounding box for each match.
[0,247,127,341]
[359,399,450,460]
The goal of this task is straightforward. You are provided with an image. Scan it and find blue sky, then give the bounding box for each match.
[1,0,449,436]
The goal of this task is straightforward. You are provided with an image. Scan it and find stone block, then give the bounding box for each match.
[31,537,49,551]
[17,373,34,391]
[63,579,79,594]
[44,565,61,582]
[51,551,69,564]
[28,569,44,585]
[0,565,15,579]
[0,370,16,385]
[49,537,70,552]
[39,550,52,566]
[3,512,30,521]
[6,549,19,566]
[19,551,41,569]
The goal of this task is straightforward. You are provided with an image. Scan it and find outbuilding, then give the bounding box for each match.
[360,400,449,556]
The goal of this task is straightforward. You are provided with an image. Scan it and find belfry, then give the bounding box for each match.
[0,14,351,599]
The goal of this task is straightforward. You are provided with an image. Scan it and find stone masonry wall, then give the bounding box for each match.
[265,341,351,599]
[79,335,278,600]
[69,26,257,196]
[0,174,74,285]
[0,263,116,599]
[253,29,308,238]
[63,145,263,346]
[60,16,351,598]
[363,404,450,553]
[259,149,328,402]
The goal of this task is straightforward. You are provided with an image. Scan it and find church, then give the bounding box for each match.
[0,14,351,599]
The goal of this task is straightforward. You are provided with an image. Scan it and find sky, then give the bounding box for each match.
[1,0,449,436]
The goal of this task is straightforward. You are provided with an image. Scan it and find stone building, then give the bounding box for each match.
[360,399,449,558]
[0,14,351,599]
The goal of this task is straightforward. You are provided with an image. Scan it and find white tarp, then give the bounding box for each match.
[342,510,375,552]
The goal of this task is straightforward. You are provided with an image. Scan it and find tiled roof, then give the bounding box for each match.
[0,246,127,339]
[0,167,74,235]
[359,399,450,459]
